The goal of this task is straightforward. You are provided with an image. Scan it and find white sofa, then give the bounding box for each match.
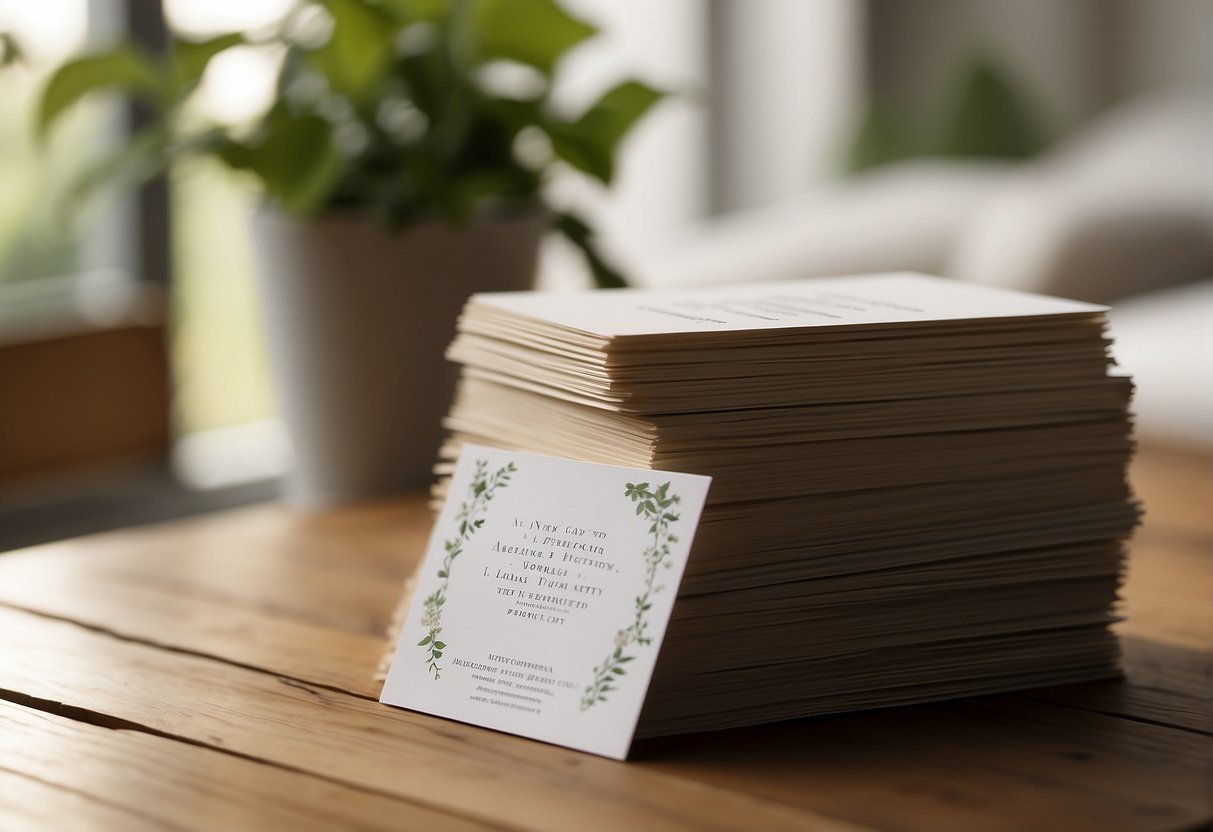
[636,93,1213,448]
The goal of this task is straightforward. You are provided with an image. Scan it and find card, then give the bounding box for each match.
[379,444,712,759]
[468,272,1107,338]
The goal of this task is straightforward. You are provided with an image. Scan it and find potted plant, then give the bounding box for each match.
[38,0,662,505]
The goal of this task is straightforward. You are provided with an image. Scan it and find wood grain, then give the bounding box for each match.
[0,313,170,482]
[0,606,854,832]
[1029,637,1210,736]
[0,700,494,832]
[637,696,1209,832]
[1127,445,1212,543]
[0,498,434,697]
[0,547,388,696]
[0,601,1206,832]
[0,444,1207,831]
[1119,531,1212,650]
[0,766,169,832]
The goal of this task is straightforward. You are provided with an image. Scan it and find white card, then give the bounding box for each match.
[471,272,1107,337]
[380,444,712,760]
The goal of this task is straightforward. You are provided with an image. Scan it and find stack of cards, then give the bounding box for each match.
[396,273,1139,740]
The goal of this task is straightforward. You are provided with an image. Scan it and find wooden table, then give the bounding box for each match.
[2,446,1209,831]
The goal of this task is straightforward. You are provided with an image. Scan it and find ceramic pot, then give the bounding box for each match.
[251,209,543,507]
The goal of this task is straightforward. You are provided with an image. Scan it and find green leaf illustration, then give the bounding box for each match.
[581,480,681,711]
[418,457,516,679]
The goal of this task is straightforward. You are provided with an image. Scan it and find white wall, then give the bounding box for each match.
[546,0,707,258]
[1114,0,1213,96]
[713,0,863,212]
[540,0,864,288]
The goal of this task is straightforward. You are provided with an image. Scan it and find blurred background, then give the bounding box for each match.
[1,0,1210,549]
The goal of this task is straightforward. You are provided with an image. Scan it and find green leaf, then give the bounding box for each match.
[172,33,244,92]
[309,0,397,104]
[611,667,625,675]
[68,124,170,207]
[417,635,432,646]
[218,110,341,216]
[439,171,522,223]
[432,649,443,658]
[38,43,164,137]
[547,80,663,184]
[475,0,596,75]
[937,59,1043,160]
[378,0,446,20]
[434,641,446,649]
[2,32,25,67]
[843,101,915,173]
[554,212,627,288]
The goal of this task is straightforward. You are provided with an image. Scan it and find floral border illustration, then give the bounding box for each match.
[419,458,516,679]
[580,480,681,710]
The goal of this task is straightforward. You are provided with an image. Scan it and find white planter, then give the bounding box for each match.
[251,209,543,507]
